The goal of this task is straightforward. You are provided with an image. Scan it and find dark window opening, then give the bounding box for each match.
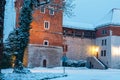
[101,50,103,56]
[44,21,50,30]
[40,6,45,13]
[49,9,54,15]
[43,59,47,67]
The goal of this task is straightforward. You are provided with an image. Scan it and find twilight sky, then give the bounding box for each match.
[63,0,120,25]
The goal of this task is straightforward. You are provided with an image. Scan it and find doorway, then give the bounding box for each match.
[43,59,47,67]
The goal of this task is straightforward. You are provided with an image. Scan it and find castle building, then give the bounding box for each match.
[95,8,120,68]
[63,22,96,61]
[3,0,120,69]
[15,0,63,67]
[63,8,120,69]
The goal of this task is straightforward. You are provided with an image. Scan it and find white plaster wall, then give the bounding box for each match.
[111,36,120,68]
[65,37,95,60]
[96,36,111,67]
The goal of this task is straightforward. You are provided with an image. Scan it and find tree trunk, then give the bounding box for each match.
[0,0,6,72]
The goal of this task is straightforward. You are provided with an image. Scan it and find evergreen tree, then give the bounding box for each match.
[4,0,74,73]
[15,0,33,62]
[4,0,33,73]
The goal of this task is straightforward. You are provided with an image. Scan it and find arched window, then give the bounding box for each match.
[43,40,49,46]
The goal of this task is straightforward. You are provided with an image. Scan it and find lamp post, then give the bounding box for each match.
[62,55,67,74]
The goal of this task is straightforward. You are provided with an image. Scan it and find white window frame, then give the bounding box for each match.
[44,21,50,30]
[40,6,45,13]
[43,40,49,46]
[49,7,54,15]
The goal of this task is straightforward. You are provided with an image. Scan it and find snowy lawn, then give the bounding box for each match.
[1,68,67,80]
[1,67,120,80]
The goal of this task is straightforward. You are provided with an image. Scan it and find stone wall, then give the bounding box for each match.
[24,44,62,68]
[64,36,95,60]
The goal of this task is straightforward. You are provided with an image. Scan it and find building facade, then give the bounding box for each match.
[13,1,120,69]
[63,27,96,60]
[15,0,63,67]
[96,25,120,68]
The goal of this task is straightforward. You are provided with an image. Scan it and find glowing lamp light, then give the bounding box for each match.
[95,47,99,53]
[89,46,99,56]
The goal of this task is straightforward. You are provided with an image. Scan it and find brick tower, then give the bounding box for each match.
[15,0,63,67]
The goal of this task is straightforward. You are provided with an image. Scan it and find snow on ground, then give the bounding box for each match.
[1,67,67,80]
[1,67,120,80]
[53,67,120,80]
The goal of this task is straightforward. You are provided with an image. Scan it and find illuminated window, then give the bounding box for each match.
[43,40,49,46]
[40,6,45,13]
[44,21,50,30]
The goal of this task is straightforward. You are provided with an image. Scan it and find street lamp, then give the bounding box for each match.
[62,55,67,74]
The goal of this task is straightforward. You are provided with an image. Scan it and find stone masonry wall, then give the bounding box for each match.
[64,36,95,60]
[26,44,62,68]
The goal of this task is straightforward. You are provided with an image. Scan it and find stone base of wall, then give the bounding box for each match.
[24,44,62,68]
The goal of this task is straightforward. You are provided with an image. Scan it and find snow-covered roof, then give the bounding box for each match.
[63,21,95,30]
[96,8,120,27]
[63,8,120,30]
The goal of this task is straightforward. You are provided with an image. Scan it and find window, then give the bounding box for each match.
[101,39,107,46]
[104,39,107,45]
[102,30,107,35]
[49,8,54,15]
[40,6,45,13]
[101,50,106,57]
[104,50,106,56]
[101,50,104,56]
[43,40,49,46]
[102,40,104,46]
[44,21,50,30]
[63,44,68,52]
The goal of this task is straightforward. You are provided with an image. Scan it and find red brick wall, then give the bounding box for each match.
[15,0,63,47]
[15,0,23,27]
[96,27,110,37]
[96,25,120,38]
[110,26,120,36]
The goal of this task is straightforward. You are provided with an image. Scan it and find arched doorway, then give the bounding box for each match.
[43,59,47,67]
